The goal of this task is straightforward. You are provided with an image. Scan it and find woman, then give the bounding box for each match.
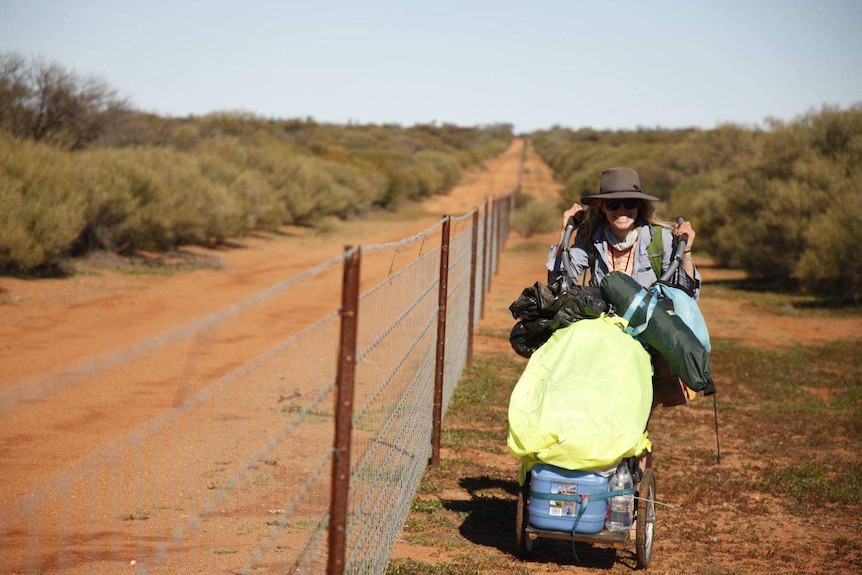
[547,167,700,298]
[548,167,701,408]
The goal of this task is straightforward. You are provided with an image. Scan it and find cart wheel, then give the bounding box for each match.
[635,468,656,569]
[515,474,533,558]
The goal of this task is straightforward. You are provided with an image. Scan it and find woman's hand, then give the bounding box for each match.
[562,203,584,229]
[675,219,696,251]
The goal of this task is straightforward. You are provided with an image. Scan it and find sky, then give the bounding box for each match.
[1,0,860,134]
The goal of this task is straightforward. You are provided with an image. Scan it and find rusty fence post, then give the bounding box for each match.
[430,216,450,467]
[327,246,361,575]
[494,198,502,275]
[490,198,500,276]
[482,198,491,315]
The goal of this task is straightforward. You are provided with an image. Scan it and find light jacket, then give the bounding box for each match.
[546,223,701,299]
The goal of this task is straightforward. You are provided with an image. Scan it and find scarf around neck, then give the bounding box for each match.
[603,225,639,252]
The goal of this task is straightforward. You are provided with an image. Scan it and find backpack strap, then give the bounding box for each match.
[587,242,597,273]
[646,225,664,279]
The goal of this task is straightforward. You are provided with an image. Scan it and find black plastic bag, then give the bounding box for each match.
[508,280,608,358]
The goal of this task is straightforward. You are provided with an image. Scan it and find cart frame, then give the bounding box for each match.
[515,459,657,569]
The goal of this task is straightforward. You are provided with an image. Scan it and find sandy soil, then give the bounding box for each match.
[2,139,859,574]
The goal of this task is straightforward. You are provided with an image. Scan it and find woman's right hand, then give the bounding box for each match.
[562,203,584,229]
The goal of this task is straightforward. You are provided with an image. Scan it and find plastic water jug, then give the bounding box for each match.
[528,463,608,534]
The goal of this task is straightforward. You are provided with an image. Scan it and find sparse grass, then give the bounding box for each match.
[388,352,525,574]
[764,463,861,507]
[391,324,862,574]
[506,240,550,255]
[708,338,861,454]
[446,355,522,425]
[702,278,862,317]
[386,558,485,575]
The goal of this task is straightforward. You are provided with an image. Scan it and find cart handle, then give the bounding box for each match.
[658,217,689,283]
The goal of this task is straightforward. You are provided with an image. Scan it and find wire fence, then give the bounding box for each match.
[0,191,515,575]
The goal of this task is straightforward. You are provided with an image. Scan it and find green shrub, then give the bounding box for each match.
[231,169,286,231]
[510,198,559,238]
[73,149,140,252]
[414,150,462,190]
[88,147,244,251]
[797,191,862,303]
[322,161,387,218]
[0,83,514,273]
[0,134,86,271]
[409,162,445,198]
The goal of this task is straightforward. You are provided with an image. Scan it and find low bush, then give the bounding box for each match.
[510,198,559,238]
[0,134,86,271]
[2,54,516,274]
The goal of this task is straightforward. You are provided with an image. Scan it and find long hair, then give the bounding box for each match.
[574,200,671,245]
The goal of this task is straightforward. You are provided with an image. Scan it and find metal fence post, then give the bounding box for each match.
[482,199,491,317]
[430,216,450,467]
[466,209,479,366]
[327,246,361,575]
[494,198,504,275]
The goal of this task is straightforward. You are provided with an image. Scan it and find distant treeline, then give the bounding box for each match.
[531,105,862,303]
[0,52,512,274]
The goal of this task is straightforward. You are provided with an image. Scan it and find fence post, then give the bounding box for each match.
[327,246,361,575]
[508,192,515,242]
[503,195,511,252]
[430,216,450,467]
[466,209,479,366]
[482,198,491,317]
[494,198,503,275]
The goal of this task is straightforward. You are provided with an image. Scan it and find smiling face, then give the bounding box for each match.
[601,198,641,240]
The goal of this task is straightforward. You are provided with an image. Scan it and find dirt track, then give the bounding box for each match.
[2,139,860,573]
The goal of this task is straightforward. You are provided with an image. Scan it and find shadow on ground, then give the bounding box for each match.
[440,475,641,571]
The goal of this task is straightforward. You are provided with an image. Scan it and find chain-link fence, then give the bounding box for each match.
[0,192,515,575]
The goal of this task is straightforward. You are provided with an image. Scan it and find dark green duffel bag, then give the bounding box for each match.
[600,272,715,395]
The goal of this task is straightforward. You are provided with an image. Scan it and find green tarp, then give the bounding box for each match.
[600,271,715,394]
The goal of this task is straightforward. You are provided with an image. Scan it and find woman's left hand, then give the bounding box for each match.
[675,220,696,251]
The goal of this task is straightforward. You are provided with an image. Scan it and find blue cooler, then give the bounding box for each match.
[528,463,608,534]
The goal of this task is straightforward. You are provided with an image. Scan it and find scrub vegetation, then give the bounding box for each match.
[0,52,512,274]
[3,51,859,304]
[531,105,862,303]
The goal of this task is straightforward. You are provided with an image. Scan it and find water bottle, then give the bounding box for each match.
[605,460,634,533]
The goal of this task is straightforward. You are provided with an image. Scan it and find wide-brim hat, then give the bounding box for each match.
[580,167,660,204]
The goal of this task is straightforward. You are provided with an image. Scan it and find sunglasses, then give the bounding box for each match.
[604,199,640,211]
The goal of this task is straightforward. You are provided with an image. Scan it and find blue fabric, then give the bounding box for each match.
[656,284,711,354]
[622,288,658,337]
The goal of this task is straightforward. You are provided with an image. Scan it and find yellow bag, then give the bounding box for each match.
[507,316,653,483]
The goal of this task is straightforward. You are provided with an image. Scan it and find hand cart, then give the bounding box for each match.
[511,216,690,569]
[515,457,657,569]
